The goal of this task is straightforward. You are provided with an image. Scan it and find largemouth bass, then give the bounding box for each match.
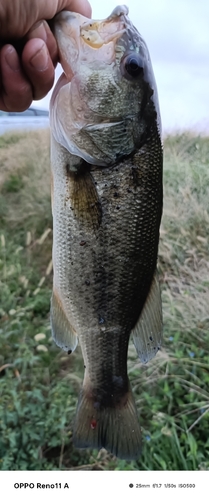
[50,5,163,460]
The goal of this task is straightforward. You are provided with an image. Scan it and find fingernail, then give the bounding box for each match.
[5,46,20,71]
[30,43,49,71]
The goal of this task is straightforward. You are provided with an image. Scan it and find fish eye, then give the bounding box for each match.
[120,52,144,80]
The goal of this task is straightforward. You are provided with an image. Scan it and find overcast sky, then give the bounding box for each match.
[35,0,209,134]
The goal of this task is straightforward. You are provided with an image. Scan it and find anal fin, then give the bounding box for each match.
[132,270,163,364]
[50,290,78,353]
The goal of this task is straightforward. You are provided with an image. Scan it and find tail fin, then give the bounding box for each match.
[73,381,142,460]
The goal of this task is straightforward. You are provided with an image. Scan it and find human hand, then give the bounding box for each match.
[0,0,91,111]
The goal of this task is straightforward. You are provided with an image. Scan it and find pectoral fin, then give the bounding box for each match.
[67,167,102,231]
[50,290,78,353]
[132,271,162,364]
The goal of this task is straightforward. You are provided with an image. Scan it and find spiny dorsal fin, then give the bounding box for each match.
[131,270,162,364]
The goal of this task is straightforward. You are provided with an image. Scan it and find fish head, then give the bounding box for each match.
[50,5,161,165]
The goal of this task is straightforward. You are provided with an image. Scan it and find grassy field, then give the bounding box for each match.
[0,129,209,471]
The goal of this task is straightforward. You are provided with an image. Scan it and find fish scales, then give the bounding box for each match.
[50,5,163,460]
[51,130,162,354]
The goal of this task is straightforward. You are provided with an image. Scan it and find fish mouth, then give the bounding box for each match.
[55,5,128,47]
[52,6,130,79]
[79,5,128,49]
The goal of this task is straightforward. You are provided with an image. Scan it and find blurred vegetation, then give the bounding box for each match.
[0,130,209,470]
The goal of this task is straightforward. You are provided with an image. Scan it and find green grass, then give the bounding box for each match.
[0,130,209,470]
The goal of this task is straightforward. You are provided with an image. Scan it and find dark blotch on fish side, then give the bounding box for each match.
[66,163,70,175]
[68,349,72,355]
[131,166,139,187]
